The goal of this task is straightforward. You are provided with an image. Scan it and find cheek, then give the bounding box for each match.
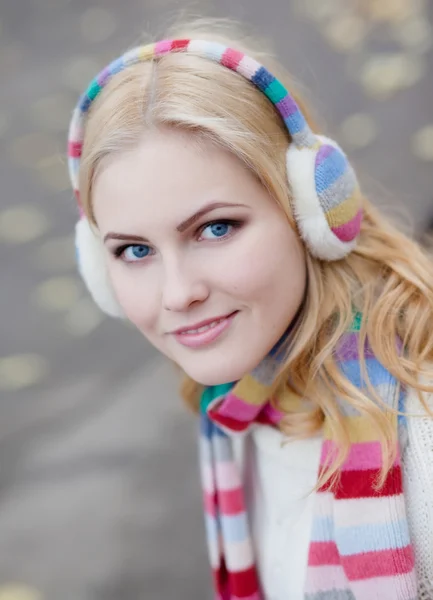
[107,265,159,332]
[215,222,306,301]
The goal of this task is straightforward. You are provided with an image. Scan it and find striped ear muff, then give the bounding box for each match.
[68,39,363,317]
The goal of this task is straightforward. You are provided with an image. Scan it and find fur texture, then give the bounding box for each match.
[286,135,357,261]
[75,218,123,317]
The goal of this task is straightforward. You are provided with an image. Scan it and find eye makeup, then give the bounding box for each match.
[110,218,245,263]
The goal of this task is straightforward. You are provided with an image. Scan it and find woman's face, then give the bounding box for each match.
[93,129,307,385]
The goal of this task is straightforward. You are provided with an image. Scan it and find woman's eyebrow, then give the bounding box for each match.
[176,201,249,233]
[103,201,250,243]
[104,232,148,243]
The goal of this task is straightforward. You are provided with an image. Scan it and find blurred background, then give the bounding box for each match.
[0,0,432,599]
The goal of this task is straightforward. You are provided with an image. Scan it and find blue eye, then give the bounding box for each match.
[122,244,151,262]
[200,221,237,240]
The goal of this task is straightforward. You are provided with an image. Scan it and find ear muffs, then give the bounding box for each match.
[286,135,362,261]
[75,217,123,317]
[68,39,363,316]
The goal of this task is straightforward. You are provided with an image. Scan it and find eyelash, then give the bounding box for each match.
[113,219,243,261]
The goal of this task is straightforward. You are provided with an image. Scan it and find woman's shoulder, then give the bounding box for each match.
[402,373,433,594]
[403,367,433,458]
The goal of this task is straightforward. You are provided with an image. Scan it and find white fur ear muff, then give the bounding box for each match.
[75,217,124,317]
[286,135,362,261]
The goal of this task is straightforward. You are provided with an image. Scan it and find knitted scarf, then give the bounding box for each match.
[199,313,417,599]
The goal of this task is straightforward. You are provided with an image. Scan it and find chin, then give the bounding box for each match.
[182,357,254,387]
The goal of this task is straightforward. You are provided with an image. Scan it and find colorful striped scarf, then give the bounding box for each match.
[199,314,417,599]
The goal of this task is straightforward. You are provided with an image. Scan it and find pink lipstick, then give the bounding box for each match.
[172,311,238,349]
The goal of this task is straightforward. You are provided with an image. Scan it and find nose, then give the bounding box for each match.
[161,260,209,312]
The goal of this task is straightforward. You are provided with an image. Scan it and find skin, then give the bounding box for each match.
[93,128,307,386]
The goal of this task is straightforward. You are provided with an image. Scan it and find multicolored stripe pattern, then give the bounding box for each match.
[314,143,363,245]
[199,314,417,599]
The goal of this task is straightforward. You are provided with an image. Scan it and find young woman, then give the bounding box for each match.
[67,20,433,600]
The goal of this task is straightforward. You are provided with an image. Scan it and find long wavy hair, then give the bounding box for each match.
[78,18,433,487]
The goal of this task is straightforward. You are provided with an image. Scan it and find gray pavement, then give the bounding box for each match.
[0,359,210,599]
[1,0,432,598]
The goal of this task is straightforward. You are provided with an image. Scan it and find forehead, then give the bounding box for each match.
[92,128,276,233]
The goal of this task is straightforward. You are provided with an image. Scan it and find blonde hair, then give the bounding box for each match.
[79,18,433,487]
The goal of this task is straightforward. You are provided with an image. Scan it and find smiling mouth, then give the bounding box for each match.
[172,311,239,348]
[178,315,232,335]
[172,311,238,335]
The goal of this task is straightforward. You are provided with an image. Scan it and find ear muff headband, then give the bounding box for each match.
[67,39,363,317]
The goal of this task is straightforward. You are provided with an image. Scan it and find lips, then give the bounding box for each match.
[172,311,237,335]
[172,311,239,349]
